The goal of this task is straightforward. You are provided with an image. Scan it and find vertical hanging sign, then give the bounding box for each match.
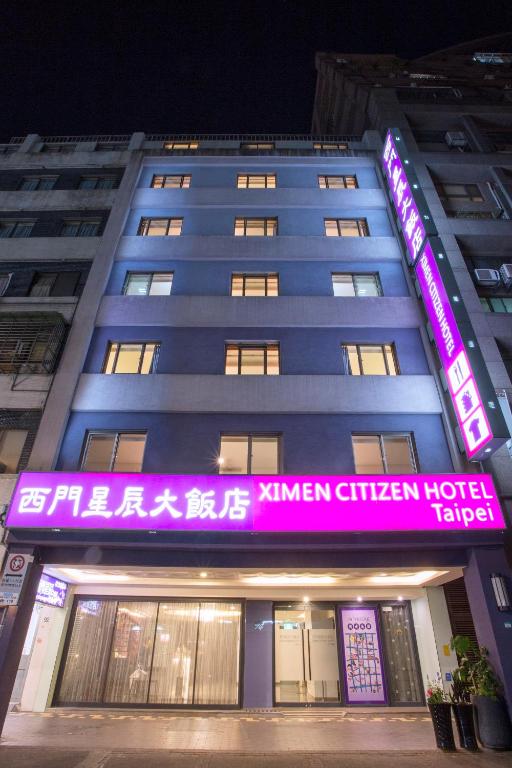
[381,128,509,460]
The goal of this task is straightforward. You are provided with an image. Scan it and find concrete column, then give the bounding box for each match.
[0,549,42,735]
[464,547,512,711]
[243,601,273,708]
[18,134,40,153]
[128,132,145,151]
[27,151,143,470]
[426,587,458,693]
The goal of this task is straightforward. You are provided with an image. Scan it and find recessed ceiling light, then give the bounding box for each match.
[357,596,363,602]
[200,571,208,578]
[369,570,446,586]
[303,596,310,603]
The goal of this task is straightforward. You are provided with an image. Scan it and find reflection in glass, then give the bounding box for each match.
[149,603,199,704]
[194,603,241,704]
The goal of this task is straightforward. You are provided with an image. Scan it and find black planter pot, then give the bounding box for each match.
[452,703,478,751]
[428,702,456,751]
[473,695,512,750]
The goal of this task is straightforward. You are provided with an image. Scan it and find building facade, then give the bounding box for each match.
[0,125,510,725]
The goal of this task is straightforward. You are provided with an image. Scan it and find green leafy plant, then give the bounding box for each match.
[450,635,502,700]
[427,673,447,704]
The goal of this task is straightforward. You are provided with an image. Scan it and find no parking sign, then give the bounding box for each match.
[0,552,34,606]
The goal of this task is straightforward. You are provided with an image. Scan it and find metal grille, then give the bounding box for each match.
[0,313,67,374]
[146,133,359,142]
[443,577,478,647]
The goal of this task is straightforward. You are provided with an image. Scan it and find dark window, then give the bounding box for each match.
[0,221,34,238]
[29,271,81,297]
[78,176,119,190]
[19,177,57,191]
[60,221,100,237]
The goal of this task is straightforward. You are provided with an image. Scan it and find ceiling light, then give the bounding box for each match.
[398,595,404,602]
[199,571,208,578]
[303,596,310,603]
[357,596,363,602]
[242,575,337,586]
[369,570,445,586]
[217,457,225,465]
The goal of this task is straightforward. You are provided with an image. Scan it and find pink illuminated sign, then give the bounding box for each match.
[382,131,426,264]
[6,472,504,533]
[415,242,492,457]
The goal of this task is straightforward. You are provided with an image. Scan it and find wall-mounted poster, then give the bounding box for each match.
[340,607,387,704]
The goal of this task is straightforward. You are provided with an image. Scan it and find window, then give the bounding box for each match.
[352,434,417,474]
[313,142,348,150]
[137,217,183,236]
[0,273,12,296]
[342,344,398,375]
[231,273,278,296]
[218,435,280,474]
[240,142,274,150]
[332,273,381,297]
[0,429,28,472]
[151,174,191,189]
[480,296,512,313]
[19,176,57,191]
[318,175,357,189]
[123,272,173,296]
[237,174,276,188]
[225,343,279,375]
[78,176,119,190]
[60,220,100,237]
[42,143,76,153]
[29,271,81,297]
[325,218,369,237]
[434,182,483,202]
[103,342,159,374]
[234,217,277,236]
[0,221,34,238]
[164,141,198,150]
[81,432,146,472]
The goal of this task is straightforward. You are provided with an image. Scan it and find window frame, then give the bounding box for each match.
[342,343,399,376]
[0,428,29,473]
[313,142,348,150]
[19,176,58,191]
[318,175,358,189]
[234,217,278,236]
[225,343,280,375]
[324,218,369,237]
[218,433,282,474]
[137,217,183,236]
[0,220,35,238]
[332,273,382,297]
[352,432,418,474]
[80,430,147,472]
[434,181,484,202]
[231,273,279,296]
[78,176,119,190]
[60,220,101,237]
[150,174,191,189]
[122,271,174,296]
[237,174,277,189]
[103,341,160,374]
[240,142,275,150]
[163,141,198,150]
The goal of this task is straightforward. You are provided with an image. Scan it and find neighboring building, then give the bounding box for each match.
[0,126,510,725]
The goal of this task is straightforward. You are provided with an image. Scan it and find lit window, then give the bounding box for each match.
[19,177,57,191]
[81,432,146,472]
[352,434,417,474]
[342,344,398,375]
[231,273,278,296]
[313,142,348,150]
[325,218,369,237]
[234,217,277,236]
[225,344,279,375]
[78,176,119,190]
[123,272,173,296]
[151,175,191,189]
[103,342,160,374]
[218,435,280,474]
[318,175,357,189]
[237,174,276,188]
[0,429,28,473]
[332,273,381,297]
[164,141,198,150]
[240,142,274,150]
[434,182,483,202]
[60,220,100,237]
[0,221,34,238]
[137,217,183,236]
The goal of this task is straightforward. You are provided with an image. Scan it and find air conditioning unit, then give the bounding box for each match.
[474,268,501,286]
[500,263,512,288]
[445,131,468,148]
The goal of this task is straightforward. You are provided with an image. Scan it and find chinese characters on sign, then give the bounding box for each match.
[415,243,492,456]
[0,551,34,606]
[36,573,68,608]
[382,132,426,264]
[5,472,504,533]
[340,607,386,704]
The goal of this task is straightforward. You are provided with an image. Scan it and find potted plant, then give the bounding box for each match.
[449,636,478,751]
[426,674,456,751]
[451,635,512,751]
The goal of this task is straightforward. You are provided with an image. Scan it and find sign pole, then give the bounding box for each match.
[0,548,42,736]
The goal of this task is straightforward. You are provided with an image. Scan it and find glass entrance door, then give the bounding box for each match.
[380,603,424,705]
[274,605,340,704]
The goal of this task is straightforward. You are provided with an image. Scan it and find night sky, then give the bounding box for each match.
[2,0,512,138]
